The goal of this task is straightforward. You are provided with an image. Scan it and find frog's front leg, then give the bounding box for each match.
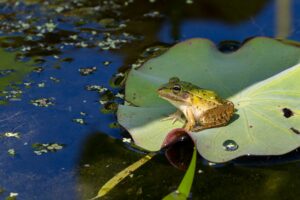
[183,108,196,131]
[161,110,185,124]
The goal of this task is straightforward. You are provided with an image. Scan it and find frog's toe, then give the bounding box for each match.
[161,111,184,124]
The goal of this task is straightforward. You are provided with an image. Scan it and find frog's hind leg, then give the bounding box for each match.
[161,110,185,124]
[192,102,234,132]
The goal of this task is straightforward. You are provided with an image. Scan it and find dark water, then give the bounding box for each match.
[1,0,300,199]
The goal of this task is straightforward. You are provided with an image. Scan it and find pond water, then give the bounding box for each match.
[1,0,300,199]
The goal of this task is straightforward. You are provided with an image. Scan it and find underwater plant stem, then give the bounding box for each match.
[163,147,197,200]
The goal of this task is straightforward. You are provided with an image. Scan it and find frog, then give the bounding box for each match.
[157,77,234,132]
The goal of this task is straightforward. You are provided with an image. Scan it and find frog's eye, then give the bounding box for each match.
[172,84,181,94]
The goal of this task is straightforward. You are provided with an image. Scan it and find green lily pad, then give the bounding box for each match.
[118,37,300,163]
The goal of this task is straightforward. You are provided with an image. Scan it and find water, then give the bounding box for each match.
[1,0,300,199]
[223,140,239,152]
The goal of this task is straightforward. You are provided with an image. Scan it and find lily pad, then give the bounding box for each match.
[117,37,300,163]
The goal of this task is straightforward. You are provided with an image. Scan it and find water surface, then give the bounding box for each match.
[1,0,300,199]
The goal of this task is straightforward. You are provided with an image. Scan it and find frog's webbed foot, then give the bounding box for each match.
[161,110,185,124]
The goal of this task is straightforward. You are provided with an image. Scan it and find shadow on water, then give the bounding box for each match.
[0,0,300,199]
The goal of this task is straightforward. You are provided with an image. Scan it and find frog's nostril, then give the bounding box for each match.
[157,88,166,95]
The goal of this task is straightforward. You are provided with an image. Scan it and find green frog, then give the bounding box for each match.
[157,77,234,132]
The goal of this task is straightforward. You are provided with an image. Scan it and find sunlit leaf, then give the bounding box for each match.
[118,37,300,163]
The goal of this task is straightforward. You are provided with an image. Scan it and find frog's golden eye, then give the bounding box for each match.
[172,84,181,94]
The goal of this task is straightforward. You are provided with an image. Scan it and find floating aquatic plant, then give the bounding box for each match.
[2,132,20,139]
[0,47,34,104]
[118,37,300,163]
[32,143,65,155]
[30,97,55,107]
[7,148,16,157]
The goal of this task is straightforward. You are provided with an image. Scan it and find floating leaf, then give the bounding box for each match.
[32,143,65,155]
[117,37,300,163]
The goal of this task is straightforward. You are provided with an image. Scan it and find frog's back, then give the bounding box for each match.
[192,88,224,105]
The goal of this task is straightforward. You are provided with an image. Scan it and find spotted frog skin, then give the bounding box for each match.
[157,77,234,132]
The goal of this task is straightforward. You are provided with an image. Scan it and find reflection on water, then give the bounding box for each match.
[276,0,292,38]
[0,0,300,199]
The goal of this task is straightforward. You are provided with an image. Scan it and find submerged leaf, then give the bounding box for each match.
[118,37,300,162]
[91,153,155,199]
